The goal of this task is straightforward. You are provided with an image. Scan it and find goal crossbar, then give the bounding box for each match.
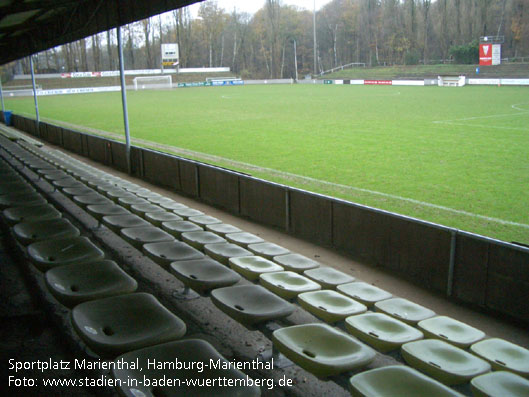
[133,75,172,90]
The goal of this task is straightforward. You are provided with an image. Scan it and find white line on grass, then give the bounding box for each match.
[433,102,529,130]
[37,116,529,230]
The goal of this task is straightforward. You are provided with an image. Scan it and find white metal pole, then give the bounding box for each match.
[313,0,317,75]
[117,26,131,174]
[294,39,298,82]
[30,55,40,134]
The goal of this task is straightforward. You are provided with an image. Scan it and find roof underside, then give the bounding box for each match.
[0,0,202,66]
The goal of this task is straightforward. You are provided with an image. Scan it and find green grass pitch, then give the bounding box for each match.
[6,84,529,244]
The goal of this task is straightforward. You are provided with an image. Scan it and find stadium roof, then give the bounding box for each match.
[0,0,202,66]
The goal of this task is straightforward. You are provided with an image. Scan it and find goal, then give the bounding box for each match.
[133,75,172,91]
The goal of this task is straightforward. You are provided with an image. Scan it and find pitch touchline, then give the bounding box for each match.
[39,116,529,230]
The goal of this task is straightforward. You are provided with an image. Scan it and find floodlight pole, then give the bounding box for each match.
[30,55,40,135]
[117,26,132,174]
[293,39,299,82]
[313,0,317,75]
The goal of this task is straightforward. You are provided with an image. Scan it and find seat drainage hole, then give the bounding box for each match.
[190,275,197,279]
[31,234,38,239]
[70,285,79,292]
[48,256,56,262]
[495,359,506,366]
[103,326,114,336]
[318,306,328,311]
[302,349,316,358]
[428,361,441,369]
[235,305,245,311]
[160,254,166,259]
[439,334,448,339]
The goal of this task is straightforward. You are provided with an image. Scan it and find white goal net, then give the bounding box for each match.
[133,75,172,91]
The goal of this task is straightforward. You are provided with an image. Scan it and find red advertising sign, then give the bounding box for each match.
[480,44,493,66]
[364,80,393,85]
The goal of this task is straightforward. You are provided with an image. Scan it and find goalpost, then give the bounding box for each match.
[132,75,172,91]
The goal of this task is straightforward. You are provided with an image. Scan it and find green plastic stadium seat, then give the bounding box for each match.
[298,290,366,323]
[0,182,35,195]
[272,253,320,273]
[27,236,105,271]
[143,241,204,269]
[401,339,491,385]
[52,176,85,188]
[248,242,290,259]
[259,271,321,300]
[95,182,119,194]
[470,338,529,378]
[144,211,182,227]
[418,316,485,349]
[345,312,423,353]
[303,267,355,289]
[205,223,242,236]
[102,214,150,233]
[349,365,463,397]
[72,193,112,208]
[135,189,162,201]
[112,339,261,397]
[120,226,175,249]
[211,285,294,326]
[170,257,241,294]
[62,186,96,197]
[71,292,186,357]
[229,256,284,281]
[13,218,80,245]
[121,183,144,193]
[471,371,529,397]
[181,231,226,250]
[0,192,47,209]
[159,200,188,211]
[86,204,130,221]
[146,195,174,205]
[188,215,222,227]
[45,260,137,307]
[336,281,392,307]
[105,188,134,202]
[130,203,165,218]
[38,168,67,178]
[173,207,205,219]
[204,243,252,266]
[272,323,375,378]
[117,196,150,209]
[0,183,36,195]
[225,232,265,248]
[161,220,203,238]
[375,297,436,325]
[3,204,62,225]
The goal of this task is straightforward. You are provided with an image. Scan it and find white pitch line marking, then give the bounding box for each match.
[433,102,529,129]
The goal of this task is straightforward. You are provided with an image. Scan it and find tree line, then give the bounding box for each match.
[15,0,529,79]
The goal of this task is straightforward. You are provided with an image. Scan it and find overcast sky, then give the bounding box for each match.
[187,0,332,16]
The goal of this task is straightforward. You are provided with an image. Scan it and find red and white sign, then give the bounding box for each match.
[364,80,392,85]
[480,44,501,66]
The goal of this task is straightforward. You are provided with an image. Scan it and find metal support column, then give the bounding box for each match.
[117,26,131,174]
[0,79,5,114]
[30,55,40,134]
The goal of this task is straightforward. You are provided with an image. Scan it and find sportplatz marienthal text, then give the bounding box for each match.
[8,357,293,390]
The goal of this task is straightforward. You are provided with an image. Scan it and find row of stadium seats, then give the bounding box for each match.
[1,132,528,396]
